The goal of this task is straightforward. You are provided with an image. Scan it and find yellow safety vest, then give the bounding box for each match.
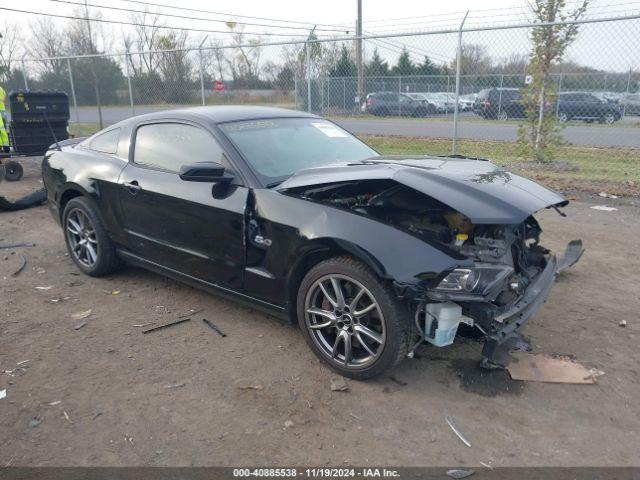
[0,86,6,112]
[0,113,9,148]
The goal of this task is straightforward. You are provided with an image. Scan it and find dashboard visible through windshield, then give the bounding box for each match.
[219,117,378,185]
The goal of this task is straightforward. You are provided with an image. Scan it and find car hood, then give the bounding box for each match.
[277,156,568,224]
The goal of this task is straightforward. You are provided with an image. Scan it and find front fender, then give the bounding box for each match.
[252,189,472,306]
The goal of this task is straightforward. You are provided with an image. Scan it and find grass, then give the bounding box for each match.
[360,135,640,196]
[68,122,639,196]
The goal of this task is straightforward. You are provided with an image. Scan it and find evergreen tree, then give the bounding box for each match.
[365,48,389,76]
[329,45,356,77]
[416,56,441,76]
[392,48,414,76]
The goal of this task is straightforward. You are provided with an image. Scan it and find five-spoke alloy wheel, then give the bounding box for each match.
[62,197,122,277]
[305,274,386,369]
[66,207,99,268]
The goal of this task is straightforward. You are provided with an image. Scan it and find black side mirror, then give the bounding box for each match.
[179,162,234,183]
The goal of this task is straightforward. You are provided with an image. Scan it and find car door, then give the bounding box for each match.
[117,120,248,289]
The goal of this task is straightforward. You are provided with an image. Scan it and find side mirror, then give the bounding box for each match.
[179,162,234,183]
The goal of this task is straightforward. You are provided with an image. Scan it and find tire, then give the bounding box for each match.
[4,161,23,182]
[557,112,569,123]
[297,256,411,380]
[62,197,123,277]
[602,113,616,124]
[497,110,508,121]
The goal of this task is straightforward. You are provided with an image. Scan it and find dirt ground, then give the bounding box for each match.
[1,156,640,468]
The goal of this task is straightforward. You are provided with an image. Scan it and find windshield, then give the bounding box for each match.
[220,118,378,185]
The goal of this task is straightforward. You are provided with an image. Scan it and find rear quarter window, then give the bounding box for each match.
[89,128,120,154]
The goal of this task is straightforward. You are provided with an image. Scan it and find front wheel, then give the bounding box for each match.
[497,110,508,121]
[557,112,569,123]
[297,256,411,379]
[62,197,123,277]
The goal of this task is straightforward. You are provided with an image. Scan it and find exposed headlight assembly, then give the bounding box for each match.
[431,264,514,298]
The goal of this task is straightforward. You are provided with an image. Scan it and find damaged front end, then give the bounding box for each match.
[278,158,584,365]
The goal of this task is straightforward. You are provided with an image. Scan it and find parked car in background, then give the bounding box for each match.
[365,92,432,117]
[621,93,640,116]
[406,93,443,113]
[459,94,477,111]
[556,92,622,124]
[473,88,525,120]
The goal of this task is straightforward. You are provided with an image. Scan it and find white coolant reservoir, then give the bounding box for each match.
[424,302,463,347]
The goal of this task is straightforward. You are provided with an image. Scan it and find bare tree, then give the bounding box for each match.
[128,10,165,75]
[225,24,263,85]
[157,30,193,102]
[0,20,23,83]
[29,18,68,78]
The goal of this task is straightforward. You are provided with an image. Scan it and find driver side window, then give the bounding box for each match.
[133,123,228,173]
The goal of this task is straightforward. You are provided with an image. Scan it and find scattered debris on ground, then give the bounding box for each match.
[74,322,87,330]
[619,320,627,327]
[590,205,617,212]
[0,242,36,249]
[163,382,186,389]
[446,469,475,479]
[202,318,226,337]
[178,308,203,318]
[237,385,264,391]
[142,318,191,334]
[283,420,294,429]
[0,389,6,400]
[507,353,597,384]
[445,415,472,447]
[71,309,92,320]
[598,192,618,199]
[330,377,349,392]
[10,254,26,277]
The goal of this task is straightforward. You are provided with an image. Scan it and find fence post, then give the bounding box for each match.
[21,54,29,90]
[199,37,208,106]
[398,76,402,116]
[343,78,346,112]
[294,73,298,110]
[306,41,312,113]
[66,58,80,125]
[556,73,563,117]
[124,50,135,116]
[452,11,469,156]
[497,74,504,118]
[623,67,632,117]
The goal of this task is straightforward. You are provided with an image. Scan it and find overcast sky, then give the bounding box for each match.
[1,0,638,71]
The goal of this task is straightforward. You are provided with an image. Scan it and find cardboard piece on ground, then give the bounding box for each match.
[507,353,596,384]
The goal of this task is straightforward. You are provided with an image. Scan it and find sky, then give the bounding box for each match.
[0,0,638,72]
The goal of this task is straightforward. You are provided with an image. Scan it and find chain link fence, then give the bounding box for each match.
[15,13,640,195]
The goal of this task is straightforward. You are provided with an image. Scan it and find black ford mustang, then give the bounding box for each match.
[42,106,583,379]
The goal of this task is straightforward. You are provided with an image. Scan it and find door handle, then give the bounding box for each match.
[124,180,141,195]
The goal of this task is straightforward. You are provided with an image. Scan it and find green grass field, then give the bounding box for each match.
[69,123,639,196]
[360,135,640,196]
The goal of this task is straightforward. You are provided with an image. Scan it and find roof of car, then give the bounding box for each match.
[119,105,319,126]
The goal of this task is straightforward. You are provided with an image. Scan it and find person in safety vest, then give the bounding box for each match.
[0,85,9,152]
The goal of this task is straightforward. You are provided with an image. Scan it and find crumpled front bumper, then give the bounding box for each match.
[482,240,584,362]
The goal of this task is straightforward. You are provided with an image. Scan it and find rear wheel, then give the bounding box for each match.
[297,256,410,379]
[557,112,569,123]
[497,110,508,121]
[63,197,122,277]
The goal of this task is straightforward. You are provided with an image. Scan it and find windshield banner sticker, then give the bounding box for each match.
[312,122,348,138]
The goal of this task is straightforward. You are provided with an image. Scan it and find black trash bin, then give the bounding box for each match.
[9,90,70,155]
